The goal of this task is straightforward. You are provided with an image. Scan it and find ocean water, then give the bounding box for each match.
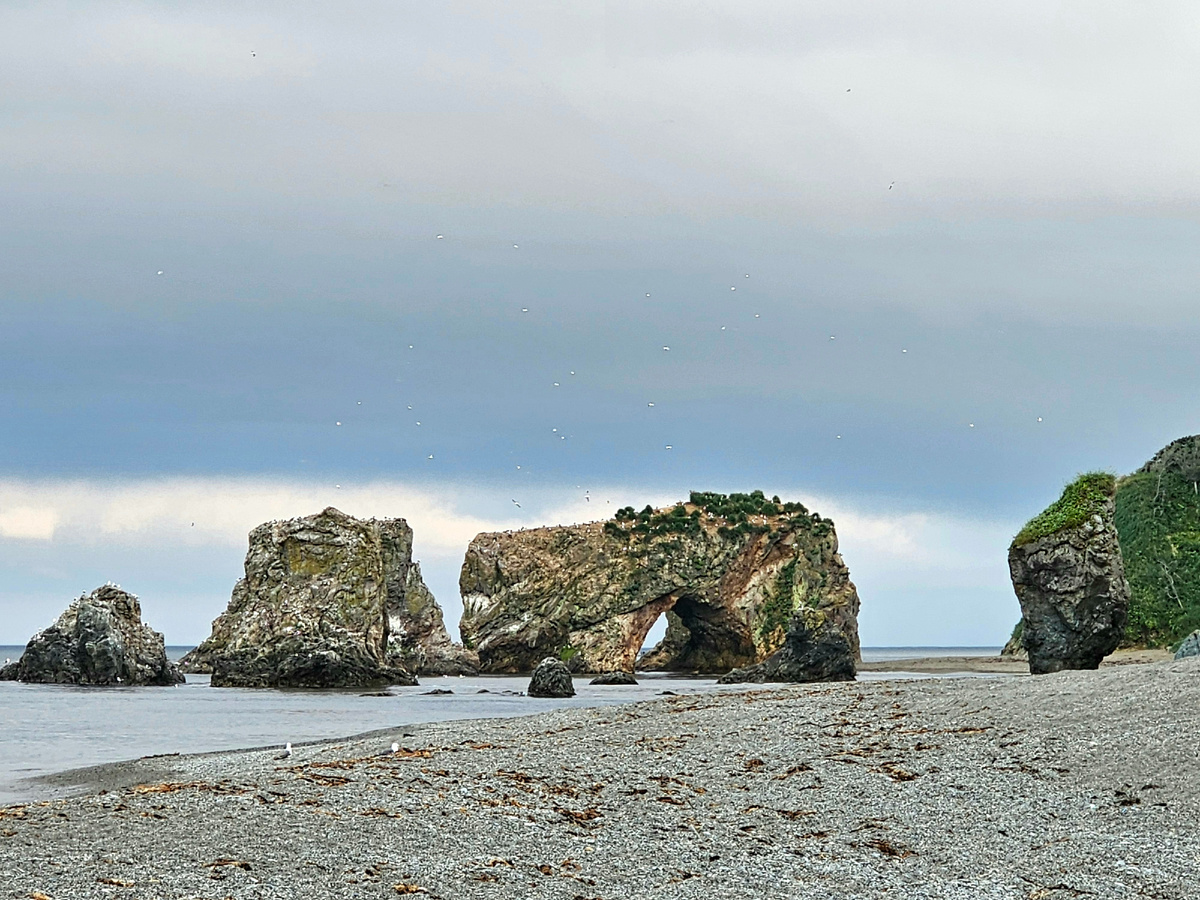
[0,646,1004,805]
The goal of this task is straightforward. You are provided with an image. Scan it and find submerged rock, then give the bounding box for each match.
[1175,630,1200,659]
[527,657,575,697]
[183,508,439,687]
[3,585,182,686]
[717,610,856,684]
[459,491,860,677]
[590,671,638,685]
[1009,474,1131,675]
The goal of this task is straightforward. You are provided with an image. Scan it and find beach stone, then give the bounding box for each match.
[1009,478,1130,675]
[182,507,442,687]
[527,658,575,697]
[717,609,856,684]
[5,585,183,686]
[459,491,860,675]
[590,671,638,685]
[1175,629,1200,659]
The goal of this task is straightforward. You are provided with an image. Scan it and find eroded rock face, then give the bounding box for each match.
[1010,488,1131,675]
[386,562,479,676]
[459,492,860,676]
[717,610,855,684]
[182,508,466,687]
[2,585,182,686]
[590,671,638,685]
[527,658,575,697]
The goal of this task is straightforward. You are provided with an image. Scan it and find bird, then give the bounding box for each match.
[647,402,654,407]
[428,454,434,459]
[662,346,670,351]
[1037,417,1043,422]
[415,421,421,426]
[391,741,400,753]
[436,234,444,239]
[665,445,673,450]
[275,742,292,760]
[156,270,163,276]
[336,421,342,426]
[521,308,528,313]
[730,286,736,291]
[251,50,257,57]
[512,499,521,508]
[513,244,519,249]
[889,182,895,190]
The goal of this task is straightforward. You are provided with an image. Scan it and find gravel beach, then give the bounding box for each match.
[2,658,1197,899]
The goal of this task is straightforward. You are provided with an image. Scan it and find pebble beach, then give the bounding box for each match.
[2,657,1197,899]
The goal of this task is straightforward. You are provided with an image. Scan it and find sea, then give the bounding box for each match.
[0,646,1001,805]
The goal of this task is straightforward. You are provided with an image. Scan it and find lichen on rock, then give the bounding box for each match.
[0,585,182,686]
[1009,474,1130,674]
[182,507,470,687]
[458,491,860,677]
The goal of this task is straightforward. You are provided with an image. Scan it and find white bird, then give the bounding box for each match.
[1037,417,1043,422]
[513,244,519,249]
[428,454,434,459]
[512,499,521,508]
[391,741,400,753]
[156,270,163,276]
[336,421,342,426]
[662,346,670,351]
[436,234,444,239]
[521,308,528,313]
[730,286,736,291]
[275,742,292,760]
[665,445,672,450]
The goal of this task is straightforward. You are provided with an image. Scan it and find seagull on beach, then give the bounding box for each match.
[275,742,292,760]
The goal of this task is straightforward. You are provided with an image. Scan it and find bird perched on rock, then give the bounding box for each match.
[274,742,292,760]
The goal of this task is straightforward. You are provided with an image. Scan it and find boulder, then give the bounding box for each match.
[3,585,182,686]
[589,671,638,685]
[527,657,575,697]
[717,610,855,684]
[1175,630,1200,660]
[385,562,479,676]
[459,491,860,676]
[181,508,429,688]
[1009,473,1130,675]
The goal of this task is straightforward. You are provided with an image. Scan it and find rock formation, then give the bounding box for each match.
[0,585,182,685]
[718,610,856,684]
[182,508,470,687]
[385,562,479,676]
[459,491,860,677]
[1006,435,1200,654]
[527,658,575,697]
[1009,473,1131,674]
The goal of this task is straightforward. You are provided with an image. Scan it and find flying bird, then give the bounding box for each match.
[512,499,521,508]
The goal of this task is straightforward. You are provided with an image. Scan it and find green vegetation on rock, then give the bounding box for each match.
[1012,472,1117,547]
[1114,469,1200,647]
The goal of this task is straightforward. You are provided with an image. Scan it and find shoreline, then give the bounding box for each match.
[1,656,1196,898]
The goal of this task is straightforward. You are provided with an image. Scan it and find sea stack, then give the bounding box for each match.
[182,508,471,687]
[1009,473,1130,674]
[0,585,183,686]
[459,491,860,679]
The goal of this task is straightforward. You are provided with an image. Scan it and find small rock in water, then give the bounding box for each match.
[590,671,638,685]
[527,658,575,698]
[423,688,453,695]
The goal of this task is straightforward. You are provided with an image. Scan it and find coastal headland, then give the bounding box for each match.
[2,657,1195,899]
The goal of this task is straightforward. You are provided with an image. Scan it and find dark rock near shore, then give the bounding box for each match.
[1009,475,1130,675]
[3,585,183,686]
[1175,630,1200,659]
[527,658,575,697]
[459,491,860,675]
[590,671,638,685]
[717,611,856,684]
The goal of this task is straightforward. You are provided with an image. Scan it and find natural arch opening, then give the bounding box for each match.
[635,595,757,673]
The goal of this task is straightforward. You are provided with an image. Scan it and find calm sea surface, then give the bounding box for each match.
[0,646,1001,804]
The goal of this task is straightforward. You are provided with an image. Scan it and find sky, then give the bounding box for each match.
[2,1,1199,647]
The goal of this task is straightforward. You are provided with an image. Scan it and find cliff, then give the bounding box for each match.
[182,508,472,687]
[1006,435,1200,653]
[458,491,860,675]
[1009,473,1130,674]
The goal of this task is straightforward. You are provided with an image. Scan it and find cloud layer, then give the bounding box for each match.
[0,477,1019,647]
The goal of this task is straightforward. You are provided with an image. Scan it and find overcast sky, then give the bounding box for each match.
[3,2,1199,647]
